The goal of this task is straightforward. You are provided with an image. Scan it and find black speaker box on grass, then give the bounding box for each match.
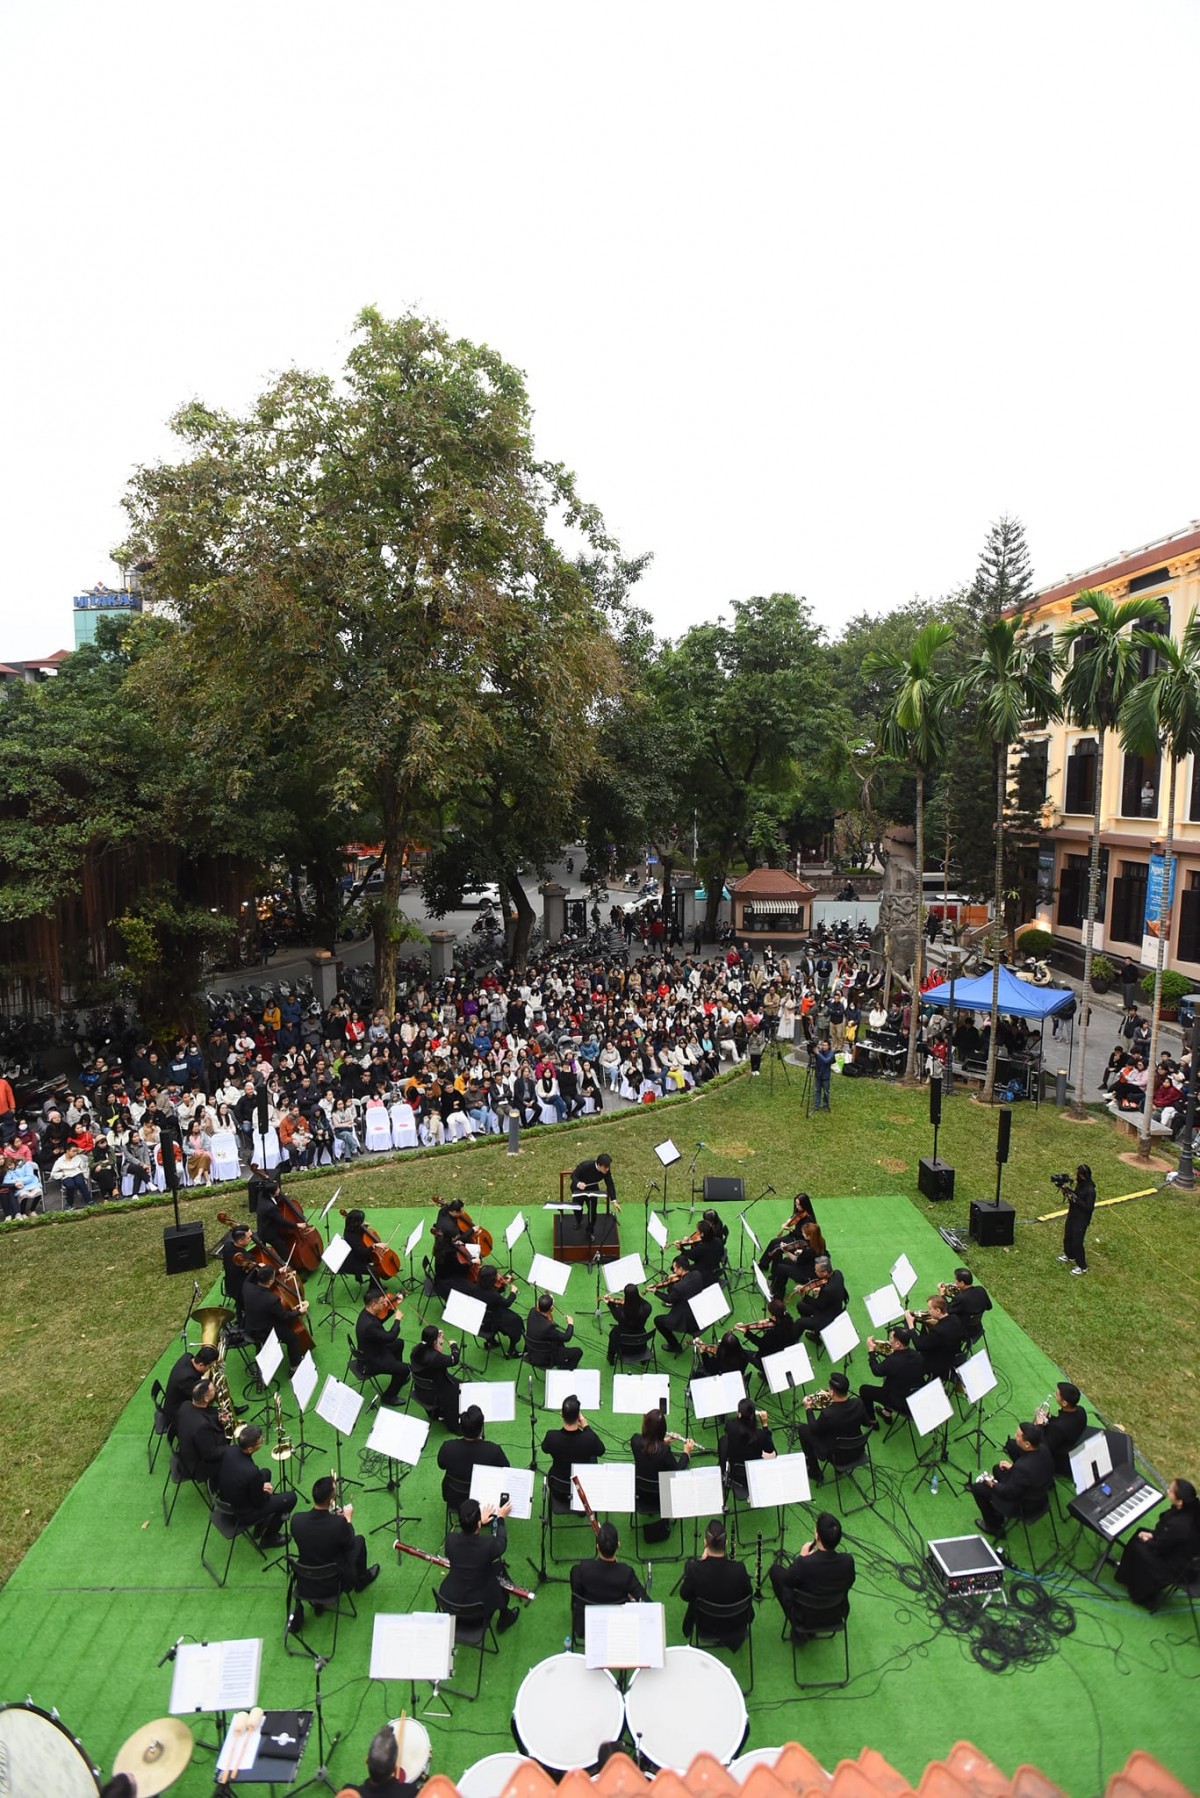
[969,1200,1015,1247]
[163,1220,206,1275]
[918,1157,955,1202]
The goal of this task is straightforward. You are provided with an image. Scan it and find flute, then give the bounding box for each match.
[393,1537,536,1602]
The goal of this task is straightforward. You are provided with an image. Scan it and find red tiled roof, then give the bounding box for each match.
[1034,525,1200,608]
[399,1741,1190,1798]
[731,868,816,899]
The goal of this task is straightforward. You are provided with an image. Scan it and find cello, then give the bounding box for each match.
[453,1206,493,1283]
[274,1188,323,1276]
[216,1212,315,1356]
[339,1206,402,1280]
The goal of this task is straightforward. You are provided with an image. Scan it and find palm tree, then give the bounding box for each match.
[867,621,956,1081]
[1060,591,1169,1119]
[1119,607,1200,1160]
[952,618,1061,1101]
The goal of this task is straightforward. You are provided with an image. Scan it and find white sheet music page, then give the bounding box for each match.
[321,1234,352,1273]
[315,1375,365,1437]
[584,1602,666,1669]
[170,1638,262,1713]
[604,1251,646,1292]
[647,1211,669,1250]
[369,1612,454,1681]
[292,1351,319,1414]
[505,1211,527,1250]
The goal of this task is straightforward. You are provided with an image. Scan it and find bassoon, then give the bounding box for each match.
[393,1537,536,1602]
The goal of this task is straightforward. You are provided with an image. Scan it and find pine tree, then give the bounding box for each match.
[970,515,1035,618]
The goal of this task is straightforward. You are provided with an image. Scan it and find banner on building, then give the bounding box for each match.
[1141,851,1177,965]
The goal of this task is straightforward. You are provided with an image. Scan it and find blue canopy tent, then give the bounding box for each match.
[922,965,1075,1103]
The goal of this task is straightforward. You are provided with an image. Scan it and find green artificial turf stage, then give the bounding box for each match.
[0,1192,1196,1798]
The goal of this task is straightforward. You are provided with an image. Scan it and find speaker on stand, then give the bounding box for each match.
[918,1075,955,1201]
[968,1106,1015,1245]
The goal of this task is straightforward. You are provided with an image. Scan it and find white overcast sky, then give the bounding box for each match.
[3,1,1198,659]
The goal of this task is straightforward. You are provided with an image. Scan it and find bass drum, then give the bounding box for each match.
[0,1701,100,1797]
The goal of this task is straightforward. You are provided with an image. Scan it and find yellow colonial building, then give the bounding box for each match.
[1022,521,1200,977]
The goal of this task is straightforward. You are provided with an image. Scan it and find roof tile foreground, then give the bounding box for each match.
[385,1741,1192,1798]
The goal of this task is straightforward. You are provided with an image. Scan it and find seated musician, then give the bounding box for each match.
[794,1371,868,1484]
[696,1329,753,1378]
[719,1395,776,1489]
[340,1723,422,1798]
[242,1264,310,1371]
[217,1422,297,1548]
[1116,1478,1200,1608]
[525,1291,582,1370]
[858,1324,927,1423]
[436,1404,509,1503]
[355,1289,409,1402]
[758,1195,818,1282]
[736,1297,799,1373]
[970,1422,1055,1539]
[630,1407,694,1542]
[1003,1381,1088,1476]
[769,1219,826,1302]
[570,1522,647,1636]
[796,1256,848,1339]
[942,1267,992,1345]
[409,1323,461,1425]
[769,1511,856,1641]
[162,1343,220,1437]
[255,1176,297,1264]
[476,1263,523,1355]
[290,1474,380,1597]
[604,1280,652,1366]
[340,1209,380,1282]
[652,1257,713,1355]
[438,1496,519,1633]
[570,1151,615,1234]
[541,1394,605,1501]
[174,1379,229,1486]
[908,1294,967,1383]
[430,1197,468,1297]
[679,1518,753,1645]
[676,1215,724,1277]
[220,1222,255,1321]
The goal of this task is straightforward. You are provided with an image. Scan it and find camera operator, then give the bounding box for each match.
[1052,1163,1095,1276]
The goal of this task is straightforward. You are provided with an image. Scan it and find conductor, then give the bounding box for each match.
[571,1152,615,1234]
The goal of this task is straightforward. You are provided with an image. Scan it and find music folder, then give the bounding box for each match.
[170,1638,263,1713]
[584,1601,666,1669]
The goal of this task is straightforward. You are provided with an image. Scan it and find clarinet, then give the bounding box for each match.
[393,1537,537,1602]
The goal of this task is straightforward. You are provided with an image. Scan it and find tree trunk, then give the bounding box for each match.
[1138,757,1176,1161]
[1072,733,1106,1118]
[371,832,405,1018]
[904,770,925,1082]
[508,872,536,975]
[982,749,1005,1103]
[705,863,726,940]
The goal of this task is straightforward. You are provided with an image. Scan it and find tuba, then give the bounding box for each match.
[196,1306,235,1433]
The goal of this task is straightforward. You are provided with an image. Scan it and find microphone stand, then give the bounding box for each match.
[642,1178,659,1265]
[685,1142,704,1215]
[527,1373,539,1472]
[181,1280,202,1350]
[291,1653,339,1796]
[592,1248,604,1321]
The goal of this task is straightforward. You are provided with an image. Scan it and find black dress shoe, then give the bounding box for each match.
[497,1608,520,1632]
[357,1565,381,1590]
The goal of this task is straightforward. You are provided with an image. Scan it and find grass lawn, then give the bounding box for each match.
[1,1065,1197,1587]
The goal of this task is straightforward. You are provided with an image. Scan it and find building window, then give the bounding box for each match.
[1056,853,1090,931]
[1064,739,1097,814]
[1109,860,1149,944]
[1179,871,1200,965]
[1121,750,1160,818]
[1190,758,1200,824]
[1137,612,1171,680]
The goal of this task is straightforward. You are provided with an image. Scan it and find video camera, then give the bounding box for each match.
[1049,1172,1074,1190]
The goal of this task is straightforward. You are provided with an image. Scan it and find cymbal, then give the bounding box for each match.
[113,1716,194,1795]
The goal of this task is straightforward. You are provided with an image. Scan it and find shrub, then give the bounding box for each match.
[1140,968,1195,1006]
[1016,927,1054,958]
[1090,954,1115,984]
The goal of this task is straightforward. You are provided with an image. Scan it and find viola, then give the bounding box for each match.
[339,1206,402,1280]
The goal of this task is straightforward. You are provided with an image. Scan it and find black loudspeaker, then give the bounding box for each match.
[969,1200,1015,1247]
[257,1086,269,1132]
[702,1176,746,1204]
[995,1108,1012,1165]
[163,1220,207,1275]
[918,1157,955,1202]
[929,1077,942,1127]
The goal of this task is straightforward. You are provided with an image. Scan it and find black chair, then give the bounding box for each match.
[442,1474,472,1532]
[408,1370,443,1423]
[1154,1552,1200,1644]
[343,1333,389,1407]
[284,1557,357,1661]
[830,1433,877,1516]
[612,1329,658,1373]
[200,1495,269,1587]
[542,1475,595,1566]
[779,1588,851,1690]
[689,1592,756,1692]
[161,1450,212,1528]
[1010,1488,1061,1575]
[147,1378,170,1474]
[631,1472,684,1560]
[432,1588,497,1700]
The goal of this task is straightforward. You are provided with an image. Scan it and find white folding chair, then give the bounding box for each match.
[210,1132,241,1182]
[365,1111,392,1152]
[389,1103,418,1149]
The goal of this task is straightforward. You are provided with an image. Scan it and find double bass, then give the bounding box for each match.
[274,1189,323,1275]
[216,1212,315,1356]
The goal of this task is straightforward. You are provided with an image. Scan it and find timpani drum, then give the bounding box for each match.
[512,1652,626,1772]
[624,1646,748,1771]
[456,1752,532,1798]
[390,1716,432,1784]
[729,1748,784,1778]
[0,1702,100,1797]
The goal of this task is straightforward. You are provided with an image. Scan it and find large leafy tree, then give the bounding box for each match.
[1060,590,1168,1118]
[119,307,623,1014]
[952,618,1061,1100]
[1119,609,1200,1159]
[867,620,956,1079]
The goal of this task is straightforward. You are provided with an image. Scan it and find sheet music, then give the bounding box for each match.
[659,1464,723,1519]
[745,1452,811,1508]
[367,1408,429,1466]
[170,1638,262,1713]
[322,1234,352,1273]
[907,1377,953,1437]
[315,1374,365,1437]
[957,1346,997,1405]
[654,1139,682,1167]
[689,1370,746,1418]
[545,1367,601,1410]
[291,1351,318,1414]
[443,1287,487,1335]
[369,1612,454,1682]
[470,1462,534,1520]
[688,1281,730,1332]
[762,1341,814,1394]
[647,1210,668,1250]
[527,1252,571,1295]
[255,1330,283,1388]
[741,1216,761,1252]
[611,1373,670,1415]
[864,1282,903,1329]
[753,1262,772,1304]
[318,1186,342,1222]
[405,1221,424,1257]
[568,1462,636,1513]
[585,1601,666,1669]
[890,1252,918,1298]
[604,1251,646,1292]
[458,1381,517,1422]
[505,1211,527,1250]
[821,1310,860,1363]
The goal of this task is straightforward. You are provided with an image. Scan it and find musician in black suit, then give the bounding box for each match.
[409,1323,461,1424]
[217,1423,297,1546]
[680,1518,754,1644]
[355,1290,409,1402]
[436,1404,509,1504]
[630,1408,695,1543]
[652,1259,713,1355]
[1116,1478,1200,1608]
[242,1266,310,1370]
[220,1223,255,1320]
[796,1257,848,1338]
[908,1295,967,1382]
[794,1372,869,1484]
[290,1474,379,1594]
[604,1281,652,1365]
[943,1267,992,1344]
[676,1216,724,1277]
[476,1264,523,1354]
[970,1423,1056,1538]
[525,1291,582,1370]
[174,1380,228,1484]
[352,1724,422,1798]
[162,1344,219,1436]
[541,1394,605,1501]
[255,1180,294,1261]
[571,1152,615,1233]
[695,1329,753,1378]
[857,1326,927,1422]
[769,1511,856,1640]
[1003,1381,1088,1475]
[736,1298,799,1374]
[719,1396,776,1487]
[439,1497,518,1631]
[339,1209,378,1281]
[570,1521,647,1635]
[246,1161,272,1218]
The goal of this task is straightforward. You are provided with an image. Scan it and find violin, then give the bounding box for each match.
[339,1206,402,1280]
[369,1285,404,1319]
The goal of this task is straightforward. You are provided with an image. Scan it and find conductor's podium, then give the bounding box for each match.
[551,1171,622,1263]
